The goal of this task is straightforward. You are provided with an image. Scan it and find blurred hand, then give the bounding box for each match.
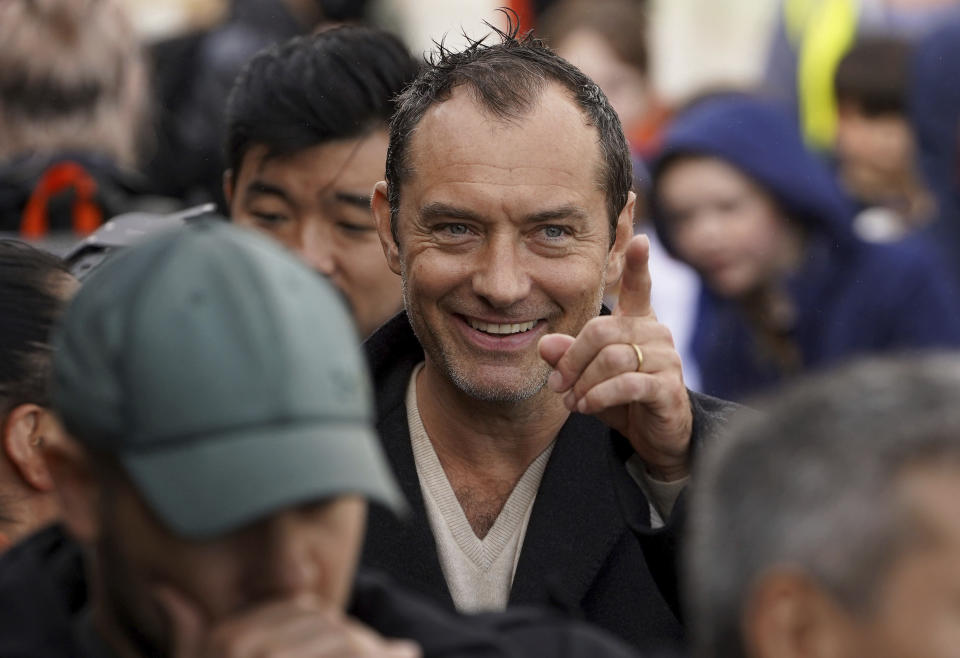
[154,585,422,658]
[539,235,693,481]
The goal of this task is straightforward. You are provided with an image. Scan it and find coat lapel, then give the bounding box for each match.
[508,412,643,612]
[361,314,454,608]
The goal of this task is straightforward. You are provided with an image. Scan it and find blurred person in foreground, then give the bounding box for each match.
[0,241,76,552]
[0,220,642,658]
[363,17,737,651]
[649,94,960,401]
[224,26,417,337]
[834,36,935,242]
[687,353,960,658]
[0,0,176,239]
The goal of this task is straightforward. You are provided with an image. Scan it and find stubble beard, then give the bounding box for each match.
[401,267,608,404]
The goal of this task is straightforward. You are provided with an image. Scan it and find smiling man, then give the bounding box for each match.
[223,26,419,338]
[362,22,736,652]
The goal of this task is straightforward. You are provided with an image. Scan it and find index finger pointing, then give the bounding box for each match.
[613,234,655,318]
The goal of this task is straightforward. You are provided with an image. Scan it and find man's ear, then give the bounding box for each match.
[372,180,402,276]
[605,190,637,288]
[222,169,235,211]
[2,404,55,492]
[743,569,862,658]
[41,435,102,544]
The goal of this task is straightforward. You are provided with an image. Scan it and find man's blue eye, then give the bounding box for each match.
[445,224,469,235]
[543,225,566,238]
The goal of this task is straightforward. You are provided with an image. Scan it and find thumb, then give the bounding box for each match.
[152,584,206,658]
[538,333,575,368]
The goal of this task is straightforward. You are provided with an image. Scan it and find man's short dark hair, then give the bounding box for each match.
[835,36,911,116]
[384,12,632,245]
[224,25,419,175]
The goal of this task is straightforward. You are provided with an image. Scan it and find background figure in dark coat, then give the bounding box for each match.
[0,0,177,238]
[650,95,960,402]
[910,15,960,289]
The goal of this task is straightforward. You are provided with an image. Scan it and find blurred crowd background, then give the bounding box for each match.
[4,0,960,400]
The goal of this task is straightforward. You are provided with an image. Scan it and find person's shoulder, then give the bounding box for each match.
[852,232,958,302]
[351,569,643,658]
[0,525,84,656]
[853,232,943,276]
[363,312,425,409]
[689,389,742,444]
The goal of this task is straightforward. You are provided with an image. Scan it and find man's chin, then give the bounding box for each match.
[447,363,551,403]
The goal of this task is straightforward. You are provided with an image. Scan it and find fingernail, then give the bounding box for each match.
[577,397,588,413]
[563,390,576,409]
[548,370,564,392]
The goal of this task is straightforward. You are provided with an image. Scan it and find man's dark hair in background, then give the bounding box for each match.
[224,25,416,177]
[224,25,419,338]
[832,36,934,238]
[384,19,632,245]
[0,240,75,551]
[687,354,960,658]
[835,36,911,117]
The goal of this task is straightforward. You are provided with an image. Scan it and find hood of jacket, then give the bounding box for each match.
[649,95,857,259]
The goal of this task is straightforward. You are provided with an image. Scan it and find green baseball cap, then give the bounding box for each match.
[51,219,403,539]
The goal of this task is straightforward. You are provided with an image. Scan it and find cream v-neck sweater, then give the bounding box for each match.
[406,363,687,613]
[406,364,553,613]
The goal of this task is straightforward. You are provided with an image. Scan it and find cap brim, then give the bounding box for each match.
[121,422,405,539]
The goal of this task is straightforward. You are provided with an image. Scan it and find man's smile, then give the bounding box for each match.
[465,318,539,335]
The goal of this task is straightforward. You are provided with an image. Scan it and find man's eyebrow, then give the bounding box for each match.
[419,201,484,222]
[244,180,294,205]
[333,192,373,209]
[524,205,589,223]
[418,202,590,224]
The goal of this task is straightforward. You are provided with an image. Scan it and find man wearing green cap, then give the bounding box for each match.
[0,221,640,657]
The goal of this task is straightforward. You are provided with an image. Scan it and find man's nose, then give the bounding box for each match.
[295,219,336,276]
[471,233,531,308]
[259,513,322,598]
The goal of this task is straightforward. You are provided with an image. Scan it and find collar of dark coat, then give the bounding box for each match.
[361,311,647,613]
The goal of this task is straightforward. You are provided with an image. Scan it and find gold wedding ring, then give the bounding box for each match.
[630,343,644,373]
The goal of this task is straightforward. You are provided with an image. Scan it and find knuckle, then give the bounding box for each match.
[584,317,618,345]
[664,348,683,372]
[659,324,677,348]
[597,345,624,372]
[625,373,650,400]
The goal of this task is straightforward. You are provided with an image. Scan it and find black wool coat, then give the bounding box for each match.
[361,313,737,654]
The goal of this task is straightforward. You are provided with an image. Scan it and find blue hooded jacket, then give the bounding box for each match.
[911,16,960,287]
[650,96,960,401]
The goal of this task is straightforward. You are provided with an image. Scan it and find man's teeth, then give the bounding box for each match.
[467,319,537,335]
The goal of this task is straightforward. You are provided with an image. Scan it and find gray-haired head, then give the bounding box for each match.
[686,354,960,658]
[383,10,631,247]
